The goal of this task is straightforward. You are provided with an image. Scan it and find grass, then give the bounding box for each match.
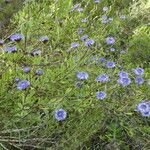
[0,0,150,149]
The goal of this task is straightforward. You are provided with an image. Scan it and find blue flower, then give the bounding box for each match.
[106,37,115,45]
[96,74,109,82]
[80,34,88,41]
[106,61,116,68]
[54,109,67,121]
[76,71,89,80]
[23,67,30,73]
[133,68,144,76]
[117,77,131,86]
[39,36,49,43]
[96,91,106,100]
[135,77,144,85]
[110,48,115,52]
[17,80,30,90]
[85,39,94,46]
[136,101,150,117]
[4,46,17,53]
[9,33,24,42]
[35,69,43,75]
[99,57,106,62]
[118,71,129,78]
[71,42,80,48]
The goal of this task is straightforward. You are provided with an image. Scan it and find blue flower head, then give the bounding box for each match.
[23,67,30,73]
[106,61,115,68]
[133,68,144,76]
[54,109,67,121]
[76,71,89,80]
[9,33,24,42]
[118,71,129,78]
[4,46,17,53]
[117,77,131,86]
[35,69,43,75]
[99,57,106,62]
[110,48,115,52]
[96,74,109,82]
[30,49,41,56]
[106,37,115,45]
[135,77,144,85]
[136,100,150,117]
[96,91,106,100]
[71,42,80,48]
[17,80,30,90]
[85,39,94,46]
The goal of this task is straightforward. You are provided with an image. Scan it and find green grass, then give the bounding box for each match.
[0,0,150,149]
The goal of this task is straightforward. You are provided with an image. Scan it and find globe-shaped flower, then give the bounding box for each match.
[85,39,95,46]
[76,71,89,80]
[117,77,131,86]
[136,101,150,117]
[118,71,129,78]
[106,61,115,68]
[135,77,144,85]
[35,69,43,75]
[17,80,30,90]
[54,109,67,121]
[9,33,24,42]
[106,37,115,45]
[96,91,106,100]
[4,46,17,53]
[23,67,30,73]
[133,68,144,76]
[96,74,109,82]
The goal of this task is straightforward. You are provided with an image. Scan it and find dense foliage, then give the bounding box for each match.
[0,0,150,149]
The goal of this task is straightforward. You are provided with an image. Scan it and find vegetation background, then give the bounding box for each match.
[0,0,150,149]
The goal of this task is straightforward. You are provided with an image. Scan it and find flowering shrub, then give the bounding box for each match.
[0,0,150,149]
